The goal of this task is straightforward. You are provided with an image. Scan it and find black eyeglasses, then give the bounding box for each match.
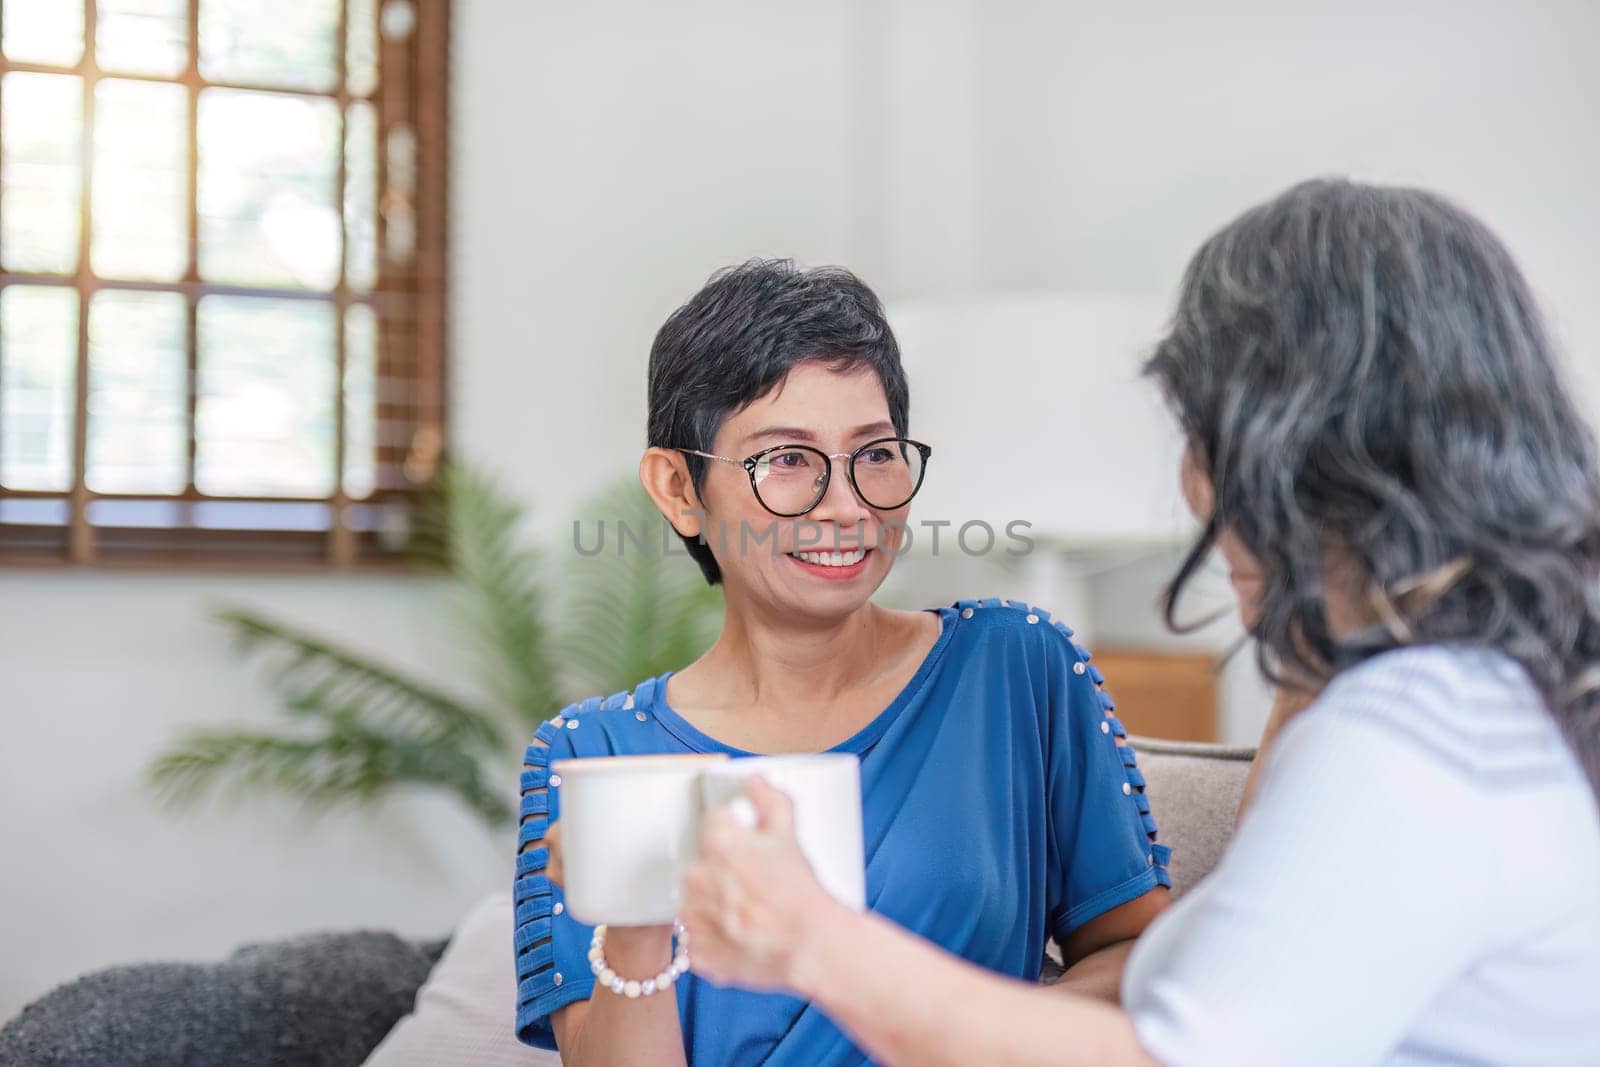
[679,437,933,517]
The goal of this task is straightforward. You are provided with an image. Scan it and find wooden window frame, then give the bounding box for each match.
[0,0,448,570]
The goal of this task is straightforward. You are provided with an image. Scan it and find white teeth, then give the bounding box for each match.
[792,549,866,567]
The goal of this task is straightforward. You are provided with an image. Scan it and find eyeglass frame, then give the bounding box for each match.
[677,436,934,517]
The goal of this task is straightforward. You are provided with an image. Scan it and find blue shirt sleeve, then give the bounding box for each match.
[1040,620,1172,943]
[514,709,597,1050]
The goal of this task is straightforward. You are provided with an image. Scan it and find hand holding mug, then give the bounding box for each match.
[680,776,846,993]
[552,752,864,928]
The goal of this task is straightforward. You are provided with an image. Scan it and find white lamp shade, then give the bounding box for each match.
[889,292,1194,547]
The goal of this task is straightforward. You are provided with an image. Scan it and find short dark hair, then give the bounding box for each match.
[1145,178,1600,801]
[647,259,909,585]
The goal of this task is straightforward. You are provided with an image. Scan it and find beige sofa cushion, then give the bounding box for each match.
[364,893,559,1066]
[1131,737,1254,897]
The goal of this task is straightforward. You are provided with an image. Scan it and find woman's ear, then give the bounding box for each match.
[1179,443,1215,523]
[639,447,705,540]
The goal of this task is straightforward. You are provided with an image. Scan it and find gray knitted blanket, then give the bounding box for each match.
[0,931,442,1067]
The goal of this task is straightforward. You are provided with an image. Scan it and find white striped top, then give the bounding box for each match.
[1124,644,1600,1066]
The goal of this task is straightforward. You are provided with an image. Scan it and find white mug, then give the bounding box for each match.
[552,752,866,926]
[552,753,729,927]
[696,753,867,913]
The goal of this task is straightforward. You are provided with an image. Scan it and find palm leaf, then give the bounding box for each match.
[215,608,506,753]
[429,462,562,728]
[557,479,723,696]
[147,719,512,826]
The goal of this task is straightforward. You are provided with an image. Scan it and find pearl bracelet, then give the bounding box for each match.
[587,919,690,999]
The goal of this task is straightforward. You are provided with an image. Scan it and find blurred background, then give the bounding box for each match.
[2,0,1597,1026]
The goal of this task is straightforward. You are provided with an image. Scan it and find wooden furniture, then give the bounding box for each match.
[1091,648,1218,743]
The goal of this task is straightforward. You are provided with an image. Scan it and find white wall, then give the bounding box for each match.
[5,0,1597,1022]
[971,0,1600,396]
[453,0,877,523]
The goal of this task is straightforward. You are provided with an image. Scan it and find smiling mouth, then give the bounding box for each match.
[789,548,868,567]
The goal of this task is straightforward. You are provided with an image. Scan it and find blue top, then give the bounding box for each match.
[514,598,1173,1065]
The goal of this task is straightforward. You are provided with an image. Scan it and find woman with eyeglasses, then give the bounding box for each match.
[672,183,1600,1065]
[513,260,1172,1064]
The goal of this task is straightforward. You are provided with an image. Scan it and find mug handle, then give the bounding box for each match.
[723,794,758,830]
[696,772,760,830]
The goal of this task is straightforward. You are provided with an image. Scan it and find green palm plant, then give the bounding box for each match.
[147,464,723,828]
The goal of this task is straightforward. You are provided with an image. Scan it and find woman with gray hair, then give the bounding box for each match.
[676,179,1600,1065]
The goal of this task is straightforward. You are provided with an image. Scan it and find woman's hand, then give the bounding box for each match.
[545,820,563,888]
[680,776,845,993]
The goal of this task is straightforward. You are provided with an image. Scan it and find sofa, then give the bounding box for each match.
[0,739,1252,1066]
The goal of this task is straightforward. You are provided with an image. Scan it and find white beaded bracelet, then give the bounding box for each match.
[588,919,690,999]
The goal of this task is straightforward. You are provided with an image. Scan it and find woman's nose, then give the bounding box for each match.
[808,455,873,524]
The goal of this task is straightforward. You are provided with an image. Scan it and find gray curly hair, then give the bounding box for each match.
[1146,178,1600,800]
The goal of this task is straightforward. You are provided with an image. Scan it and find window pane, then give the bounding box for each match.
[1,286,79,490]
[1,73,83,274]
[97,0,187,77]
[343,303,376,497]
[345,101,378,292]
[2,0,85,67]
[93,79,188,281]
[199,0,338,91]
[87,290,187,493]
[347,0,379,97]
[193,499,330,529]
[198,88,340,289]
[195,295,335,496]
[0,496,69,525]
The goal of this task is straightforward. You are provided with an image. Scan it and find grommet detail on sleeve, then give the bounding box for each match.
[1073,661,1087,675]
[517,705,589,1045]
